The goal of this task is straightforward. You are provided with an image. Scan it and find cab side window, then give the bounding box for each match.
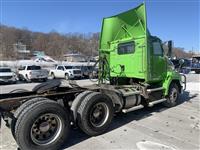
[18,66,25,70]
[153,42,163,56]
[57,66,64,70]
[118,42,135,55]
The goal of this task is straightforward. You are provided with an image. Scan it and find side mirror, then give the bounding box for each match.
[179,59,185,67]
[178,59,185,73]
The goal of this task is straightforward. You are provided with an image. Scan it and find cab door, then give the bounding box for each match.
[109,40,144,79]
[56,66,65,78]
[151,41,167,81]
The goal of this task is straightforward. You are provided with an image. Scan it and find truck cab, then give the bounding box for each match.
[99,3,185,98]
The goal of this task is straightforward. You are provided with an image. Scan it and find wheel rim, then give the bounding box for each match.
[30,113,62,146]
[51,74,54,79]
[65,74,69,80]
[26,75,30,81]
[89,102,109,128]
[170,88,178,103]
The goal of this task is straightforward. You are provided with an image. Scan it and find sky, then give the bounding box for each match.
[0,0,199,51]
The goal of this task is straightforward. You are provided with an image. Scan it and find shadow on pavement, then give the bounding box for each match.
[63,90,198,149]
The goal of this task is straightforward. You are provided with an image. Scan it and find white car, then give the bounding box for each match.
[0,67,17,84]
[18,65,48,82]
[49,65,82,80]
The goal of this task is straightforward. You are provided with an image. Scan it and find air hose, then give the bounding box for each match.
[88,55,110,84]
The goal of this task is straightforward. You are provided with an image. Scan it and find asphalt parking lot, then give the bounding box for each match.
[0,74,199,150]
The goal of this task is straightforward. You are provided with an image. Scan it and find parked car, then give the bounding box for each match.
[18,65,48,82]
[49,65,82,80]
[170,58,191,74]
[88,67,98,79]
[191,55,200,74]
[0,67,17,84]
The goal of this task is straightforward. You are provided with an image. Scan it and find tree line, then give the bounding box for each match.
[0,25,195,60]
[0,25,99,60]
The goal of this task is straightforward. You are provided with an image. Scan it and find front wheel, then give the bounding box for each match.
[25,75,31,83]
[18,74,25,81]
[77,92,114,136]
[15,100,70,150]
[163,83,179,107]
[65,74,69,80]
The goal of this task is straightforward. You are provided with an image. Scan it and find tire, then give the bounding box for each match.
[11,98,49,138]
[65,73,69,80]
[50,73,55,79]
[71,91,93,122]
[42,78,47,82]
[25,75,31,83]
[89,73,93,79]
[18,74,25,81]
[163,83,179,107]
[15,100,70,150]
[77,92,114,136]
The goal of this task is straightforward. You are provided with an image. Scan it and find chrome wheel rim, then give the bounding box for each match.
[30,113,62,146]
[51,74,54,79]
[170,88,178,103]
[89,102,109,128]
[65,75,69,80]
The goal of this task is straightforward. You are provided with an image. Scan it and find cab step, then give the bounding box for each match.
[122,105,144,113]
[148,98,167,107]
[147,87,164,93]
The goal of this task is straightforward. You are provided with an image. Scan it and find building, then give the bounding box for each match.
[13,42,31,59]
[63,54,87,62]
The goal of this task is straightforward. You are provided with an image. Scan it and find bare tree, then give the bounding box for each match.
[0,24,196,60]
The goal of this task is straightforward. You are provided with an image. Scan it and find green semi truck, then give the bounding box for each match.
[0,3,186,150]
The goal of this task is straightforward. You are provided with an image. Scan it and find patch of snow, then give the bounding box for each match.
[136,141,176,150]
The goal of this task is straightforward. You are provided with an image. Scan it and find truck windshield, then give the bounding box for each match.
[0,68,12,72]
[27,66,41,70]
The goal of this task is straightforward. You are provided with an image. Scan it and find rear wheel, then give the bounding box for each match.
[11,98,49,138]
[71,91,93,122]
[15,100,70,150]
[77,92,114,136]
[50,73,55,79]
[65,73,69,80]
[163,83,179,107]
